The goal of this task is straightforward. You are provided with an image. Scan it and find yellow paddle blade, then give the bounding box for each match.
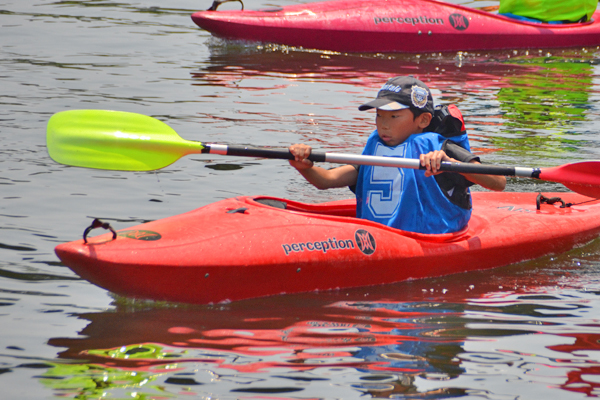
[46,110,205,171]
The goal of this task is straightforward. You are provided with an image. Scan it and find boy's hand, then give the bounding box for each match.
[420,150,457,177]
[289,144,314,170]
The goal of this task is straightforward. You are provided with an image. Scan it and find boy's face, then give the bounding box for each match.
[375,109,431,147]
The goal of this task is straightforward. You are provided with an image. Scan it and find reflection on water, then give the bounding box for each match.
[497,56,598,161]
[35,240,600,399]
[193,44,600,166]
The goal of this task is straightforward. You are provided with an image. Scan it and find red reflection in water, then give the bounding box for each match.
[546,333,600,396]
[46,255,600,397]
[190,50,557,157]
[48,267,550,360]
[192,51,534,92]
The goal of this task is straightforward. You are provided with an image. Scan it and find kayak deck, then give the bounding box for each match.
[191,0,600,53]
[55,192,600,304]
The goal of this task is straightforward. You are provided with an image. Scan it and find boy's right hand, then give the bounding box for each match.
[289,144,314,170]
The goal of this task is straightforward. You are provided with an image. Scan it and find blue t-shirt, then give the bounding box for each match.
[355,130,472,234]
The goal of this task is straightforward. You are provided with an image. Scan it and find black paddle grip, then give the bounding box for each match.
[439,162,517,176]
[225,145,327,162]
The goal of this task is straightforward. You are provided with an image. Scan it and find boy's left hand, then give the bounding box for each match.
[420,150,457,177]
[420,150,507,191]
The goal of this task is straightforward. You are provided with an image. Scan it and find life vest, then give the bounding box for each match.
[355,130,473,234]
[425,104,466,138]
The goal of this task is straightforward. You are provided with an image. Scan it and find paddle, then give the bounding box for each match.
[46,109,600,198]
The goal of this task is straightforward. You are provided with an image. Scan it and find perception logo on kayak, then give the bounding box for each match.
[449,13,469,30]
[117,230,162,241]
[373,15,445,26]
[282,229,376,256]
[355,229,376,255]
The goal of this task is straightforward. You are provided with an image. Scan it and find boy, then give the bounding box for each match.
[289,76,506,234]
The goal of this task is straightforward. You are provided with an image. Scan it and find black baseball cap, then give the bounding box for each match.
[359,76,434,114]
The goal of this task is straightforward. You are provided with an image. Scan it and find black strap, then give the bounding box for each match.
[207,0,244,11]
[536,193,570,210]
[83,218,117,243]
[536,193,600,210]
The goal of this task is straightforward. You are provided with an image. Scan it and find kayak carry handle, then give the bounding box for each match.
[83,218,117,244]
[207,0,244,11]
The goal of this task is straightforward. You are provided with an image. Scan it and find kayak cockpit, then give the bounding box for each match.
[248,196,473,243]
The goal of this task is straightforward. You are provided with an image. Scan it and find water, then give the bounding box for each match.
[2,0,600,398]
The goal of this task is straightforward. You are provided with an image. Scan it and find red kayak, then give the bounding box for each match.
[191,0,600,53]
[55,191,600,304]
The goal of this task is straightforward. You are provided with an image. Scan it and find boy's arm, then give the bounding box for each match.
[289,144,358,190]
[420,149,506,192]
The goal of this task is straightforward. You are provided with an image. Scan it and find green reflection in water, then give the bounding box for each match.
[39,363,171,399]
[86,343,187,360]
[38,344,183,400]
[496,56,594,158]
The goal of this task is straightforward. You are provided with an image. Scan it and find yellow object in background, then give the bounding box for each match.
[499,0,597,22]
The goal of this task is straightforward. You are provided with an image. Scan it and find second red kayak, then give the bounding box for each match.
[55,191,600,304]
[191,0,600,53]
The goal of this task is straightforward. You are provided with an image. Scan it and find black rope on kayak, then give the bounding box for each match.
[536,193,600,210]
[83,218,117,243]
[536,193,570,210]
[207,0,244,11]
